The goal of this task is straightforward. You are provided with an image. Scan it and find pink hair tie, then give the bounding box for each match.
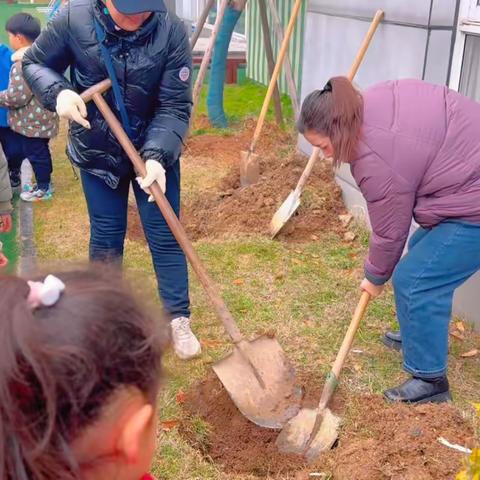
[27,275,66,309]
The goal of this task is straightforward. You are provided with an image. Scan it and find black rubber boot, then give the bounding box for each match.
[382,330,402,352]
[384,376,452,404]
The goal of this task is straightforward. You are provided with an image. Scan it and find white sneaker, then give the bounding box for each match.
[171,317,202,360]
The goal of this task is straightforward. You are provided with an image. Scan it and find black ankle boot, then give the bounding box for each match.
[384,376,452,404]
[382,330,402,352]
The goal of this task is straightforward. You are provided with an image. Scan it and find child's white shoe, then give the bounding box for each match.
[171,317,201,360]
[20,186,52,202]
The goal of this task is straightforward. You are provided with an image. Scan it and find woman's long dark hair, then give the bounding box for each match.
[298,76,363,166]
[0,267,167,479]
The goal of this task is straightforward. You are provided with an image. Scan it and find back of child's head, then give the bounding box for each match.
[5,13,41,43]
[0,267,166,479]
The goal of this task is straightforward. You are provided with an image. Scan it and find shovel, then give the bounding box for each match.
[270,9,384,238]
[240,0,303,187]
[276,291,371,462]
[80,81,303,429]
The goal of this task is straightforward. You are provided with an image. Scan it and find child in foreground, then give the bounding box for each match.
[0,267,168,479]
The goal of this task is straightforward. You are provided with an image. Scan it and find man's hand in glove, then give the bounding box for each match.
[56,90,91,129]
[136,160,166,202]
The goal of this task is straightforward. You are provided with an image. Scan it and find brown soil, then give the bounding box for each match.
[127,121,348,243]
[180,374,475,479]
[182,152,345,242]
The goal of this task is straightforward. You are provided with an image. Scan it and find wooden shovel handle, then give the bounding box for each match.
[293,9,384,194]
[317,291,371,411]
[305,291,370,452]
[249,0,303,152]
[347,10,384,81]
[81,79,112,103]
[80,88,244,345]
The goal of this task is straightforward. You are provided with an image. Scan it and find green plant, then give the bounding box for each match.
[457,404,480,480]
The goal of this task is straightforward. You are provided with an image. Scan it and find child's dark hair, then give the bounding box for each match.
[0,267,167,479]
[298,76,364,166]
[5,13,41,43]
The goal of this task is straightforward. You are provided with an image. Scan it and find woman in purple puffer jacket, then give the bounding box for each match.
[299,77,480,404]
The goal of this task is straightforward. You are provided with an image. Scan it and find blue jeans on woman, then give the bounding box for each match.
[80,161,190,319]
[392,221,480,378]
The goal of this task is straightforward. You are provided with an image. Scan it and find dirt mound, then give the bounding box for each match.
[180,373,344,477]
[127,121,348,243]
[180,375,474,478]
[182,152,346,241]
[330,395,474,480]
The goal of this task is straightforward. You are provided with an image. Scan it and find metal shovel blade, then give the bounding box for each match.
[275,407,341,462]
[270,190,300,238]
[240,150,260,187]
[212,335,303,429]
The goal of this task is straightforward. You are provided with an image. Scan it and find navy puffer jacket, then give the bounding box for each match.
[23,0,192,188]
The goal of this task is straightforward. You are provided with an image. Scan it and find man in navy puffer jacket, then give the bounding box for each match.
[23,0,202,360]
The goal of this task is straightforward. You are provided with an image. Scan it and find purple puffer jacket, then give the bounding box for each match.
[351,79,480,285]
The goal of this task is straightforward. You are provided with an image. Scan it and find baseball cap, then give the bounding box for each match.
[110,0,167,14]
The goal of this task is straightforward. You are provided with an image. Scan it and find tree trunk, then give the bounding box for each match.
[207,0,247,128]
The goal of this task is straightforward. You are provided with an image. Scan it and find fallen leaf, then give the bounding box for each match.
[310,234,319,241]
[450,331,465,341]
[176,391,186,404]
[233,278,245,286]
[460,349,479,358]
[456,321,466,333]
[201,339,224,348]
[160,420,178,432]
[353,363,362,372]
[344,231,356,242]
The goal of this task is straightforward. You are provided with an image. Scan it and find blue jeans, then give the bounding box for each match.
[80,162,190,319]
[0,127,52,190]
[392,221,480,378]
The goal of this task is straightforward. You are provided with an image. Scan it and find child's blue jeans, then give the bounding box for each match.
[392,220,480,378]
[0,127,52,190]
[80,161,190,320]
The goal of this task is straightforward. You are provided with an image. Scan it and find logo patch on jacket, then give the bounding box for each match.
[179,66,190,82]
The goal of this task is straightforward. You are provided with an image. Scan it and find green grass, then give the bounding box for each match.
[31,82,480,479]
[192,79,294,135]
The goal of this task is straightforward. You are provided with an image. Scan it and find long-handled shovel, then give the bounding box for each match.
[276,291,371,462]
[240,0,303,187]
[267,0,300,120]
[80,81,303,430]
[269,9,384,238]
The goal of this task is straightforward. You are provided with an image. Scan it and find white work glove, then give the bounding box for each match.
[136,160,166,202]
[56,89,91,129]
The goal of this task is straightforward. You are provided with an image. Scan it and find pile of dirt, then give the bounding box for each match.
[180,375,475,479]
[329,396,474,480]
[182,152,346,242]
[127,121,348,243]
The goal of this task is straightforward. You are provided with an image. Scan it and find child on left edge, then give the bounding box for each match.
[0,144,12,268]
[0,13,59,202]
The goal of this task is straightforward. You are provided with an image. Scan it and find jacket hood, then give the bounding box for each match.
[11,47,29,62]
